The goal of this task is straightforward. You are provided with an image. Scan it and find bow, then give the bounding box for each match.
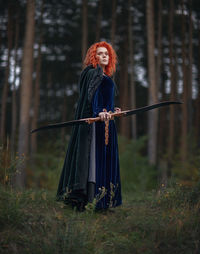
[31,101,182,134]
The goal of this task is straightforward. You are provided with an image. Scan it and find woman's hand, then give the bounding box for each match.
[98,111,112,121]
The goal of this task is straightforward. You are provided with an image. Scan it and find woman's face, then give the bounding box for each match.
[96,47,109,69]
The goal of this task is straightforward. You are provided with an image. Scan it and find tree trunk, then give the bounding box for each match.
[0,6,13,144]
[180,0,188,162]
[31,1,44,155]
[30,35,42,155]
[61,91,67,140]
[146,0,158,165]
[119,36,130,138]
[195,21,200,146]
[11,9,20,157]
[157,0,165,156]
[95,0,102,42]
[128,0,136,139]
[156,0,162,97]
[157,0,168,185]
[46,72,52,120]
[168,0,176,167]
[16,0,35,188]
[61,64,69,140]
[82,0,88,63]
[110,0,117,46]
[188,0,193,134]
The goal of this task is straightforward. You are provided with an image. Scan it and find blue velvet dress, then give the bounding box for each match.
[92,75,122,209]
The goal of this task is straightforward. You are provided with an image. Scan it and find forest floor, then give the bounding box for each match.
[0,183,199,254]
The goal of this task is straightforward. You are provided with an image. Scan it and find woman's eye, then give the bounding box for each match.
[97,52,108,56]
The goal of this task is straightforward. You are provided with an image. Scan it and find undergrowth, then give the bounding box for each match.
[0,138,200,253]
[0,182,199,254]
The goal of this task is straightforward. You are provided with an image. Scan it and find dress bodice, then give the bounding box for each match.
[92,75,115,116]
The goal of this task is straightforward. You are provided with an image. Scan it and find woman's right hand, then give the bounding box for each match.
[98,111,112,121]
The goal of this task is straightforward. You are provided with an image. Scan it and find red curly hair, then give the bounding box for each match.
[83,41,117,76]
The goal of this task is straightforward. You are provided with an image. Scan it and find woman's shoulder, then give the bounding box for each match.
[82,65,103,79]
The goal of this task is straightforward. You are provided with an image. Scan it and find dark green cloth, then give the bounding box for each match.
[56,65,103,200]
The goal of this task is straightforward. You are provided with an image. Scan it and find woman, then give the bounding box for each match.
[57,41,122,211]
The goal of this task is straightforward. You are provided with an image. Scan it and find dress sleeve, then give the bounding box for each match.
[92,86,104,117]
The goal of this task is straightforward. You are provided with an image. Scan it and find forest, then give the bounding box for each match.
[0,0,200,253]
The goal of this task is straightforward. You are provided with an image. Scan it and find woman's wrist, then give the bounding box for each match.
[114,107,121,113]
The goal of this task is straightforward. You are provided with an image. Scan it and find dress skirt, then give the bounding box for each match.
[91,75,122,209]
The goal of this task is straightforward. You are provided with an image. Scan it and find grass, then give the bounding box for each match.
[0,183,199,254]
[0,138,200,253]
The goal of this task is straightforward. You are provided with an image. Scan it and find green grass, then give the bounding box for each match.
[0,184,199,254]
[1,137,200,253]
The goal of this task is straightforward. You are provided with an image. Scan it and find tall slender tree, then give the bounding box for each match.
[168,0,177,168]
[95,0,102,42]
[110,0,117,46]
[128,0,136,139]
[31,0,44,155]
[46,72,52,120]
[188,0,193,133]
[157,0,168,185]
[180,0,188,162]
[82,0,88,62]
[16,0,35,188]
[195,21,200,146]
[157,0,165,157]
[61,90,68,140]
[156,0,162,97]
[146,0,158,165]
[11,8,20,156]
[119,35,130,138]
[0,5,13,144]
